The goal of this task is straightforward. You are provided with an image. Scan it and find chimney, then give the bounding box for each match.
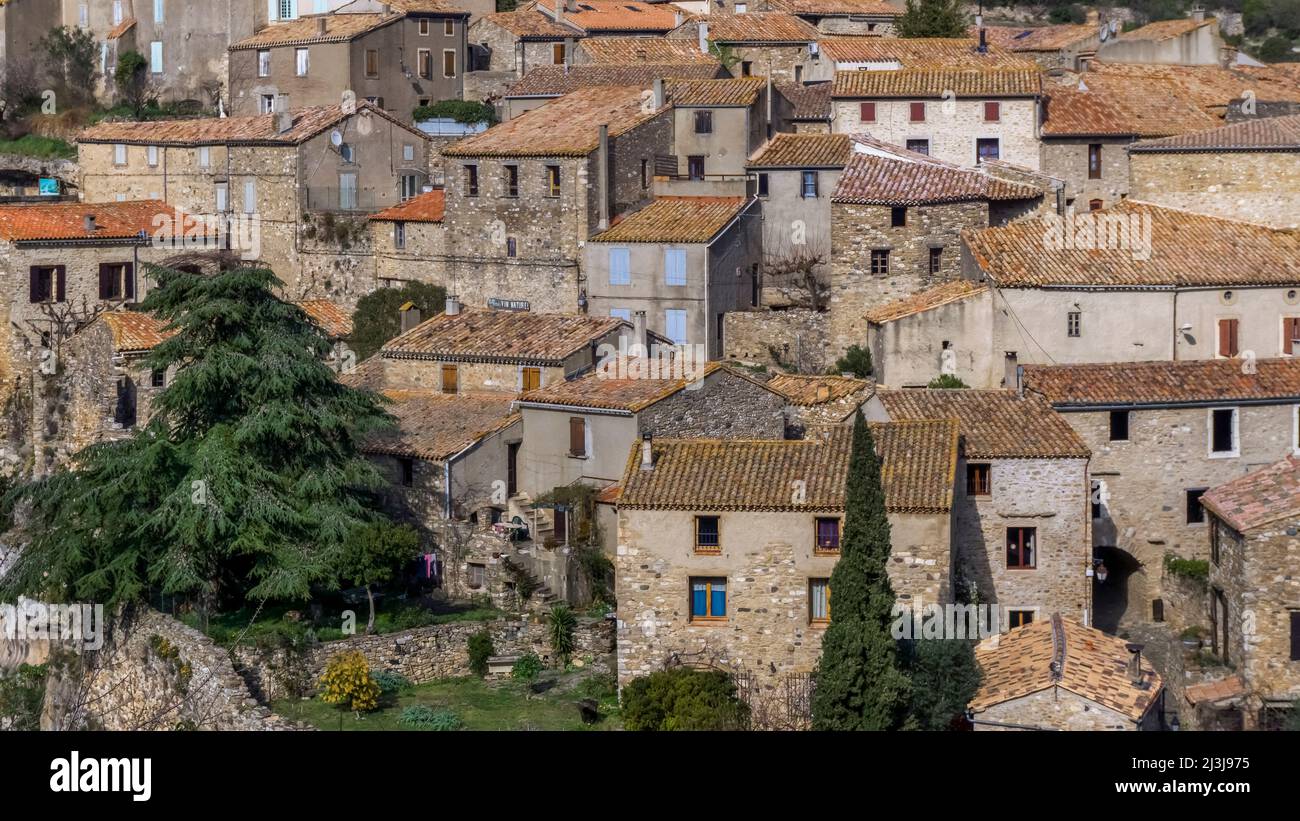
[597,123,610,231]
[640,431,654,470]
[633,309,648,352]
[400,301,424,331]
[698,22,709,56]
[674,11,682,27]
[1126,643,1144,685]
[83,214,96,233]
[444,295,460,316]
[815,384,831,402]
[555,0,564,23]
[652,78,665,109]
[564,37,575,67]
[1003,351,1019,391]
[275,93,293,133]
[1191,6,1205,23]
[316,16,327,36]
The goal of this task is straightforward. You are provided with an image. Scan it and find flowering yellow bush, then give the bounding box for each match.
[318,651,381,713]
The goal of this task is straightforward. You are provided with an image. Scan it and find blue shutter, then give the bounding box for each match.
[711,582,726,618]
[609,308,631,321]
[664,248,686,286]
[665,309,687,345]
[609,247,630,285]
[691,581,707,617]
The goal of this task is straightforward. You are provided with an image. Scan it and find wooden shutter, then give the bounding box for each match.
[29,267,44,303]
[1285,317,1300,355]
[441,364,457,393]
[55,266,66,302]
[1291,611,1300,661]
[124,262,135,300]
[1219,318,1239,357]
[569,416,585,456]
[99,264,115,300]
[859,102,875,121]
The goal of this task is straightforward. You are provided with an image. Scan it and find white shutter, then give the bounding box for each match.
[150,42,163,73]
[154,0,164,22]
[243,180,256,214]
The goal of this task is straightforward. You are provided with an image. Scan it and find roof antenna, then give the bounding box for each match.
[976,0,988,54]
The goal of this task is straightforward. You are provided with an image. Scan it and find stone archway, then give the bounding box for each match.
[1092,545,1145,633]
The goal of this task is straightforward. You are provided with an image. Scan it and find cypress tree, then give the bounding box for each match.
[811,413,911,730]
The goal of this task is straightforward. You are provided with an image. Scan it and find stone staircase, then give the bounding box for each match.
[507,492,555,543]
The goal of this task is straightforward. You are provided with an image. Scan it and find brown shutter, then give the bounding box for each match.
[1286,318,1296,356]
[55,266,66,302]
[29,267,43,303]
[124,262,135,300]
[99,264,114,300]
[1228,319,1239,357]
[1219,319,1239,357]
[569,417,585,456]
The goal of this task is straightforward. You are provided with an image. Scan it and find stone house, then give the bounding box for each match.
[763,372,873,436]
[227,1,470,119]
[76,103,432,302]
[772,80,832,133]
[662,77,769,180]
[962,200,1300,368]
[367,188,445,287]
[613,419,959,699]
[765,0,899,37]
[867,388,1093,627]
[500,64,727,121]
[666,13,820,84]
[746,132,854,306]
[586,196,761,357]
[865,279,994,388]
[1021,358,1300,633]
[970,614,1164,731]
[1128,114,1300,230]
[440,85,672,315]
[827,140,1042,357]
[977,18,1105,72]
[1095,11,1226,67]
[572,34,722,67]
[1199,456,1300,728]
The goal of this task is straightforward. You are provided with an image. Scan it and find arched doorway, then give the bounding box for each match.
[1092,545,1144,633]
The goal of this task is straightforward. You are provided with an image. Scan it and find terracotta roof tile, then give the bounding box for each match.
[618,419,958,513]
[382,308,626,364]
[481,9,574,38]
[833,68,1042,98]
[774,80,832,120]
[1183,674,1247,705]
[443,85,662,157]
[1041,84,1218,137]
[832,151,1041,205]
[767,0,900,15]
[1131,112,1300,151]
[766,373,873,405]
[666,77,765,106]
[1023,358,1300,408]
[878,388,1089,459]
[368,189,446,223]
[229,13,397,50]
[976,23,1097,52]
[505,63,723,97]
[534,0,679,33]
[971,615,1163,722]
[79,103,422,147]
[296,299,353,339]
[1117,16,1214,42]
[362,391,519,461]
[577,36,720,64]
[97,311,176,353]
[865,279,988,323]
[685,11,819,43]
[748,133,854,168]
[964,200,1300,288]
[517,360,734,412]
[107,17,136,39]
[1201,456,1300,532]
[591,196,750,243]
[0,200,195,242]
[1085,62,1300,115]
[820,36,1034,68]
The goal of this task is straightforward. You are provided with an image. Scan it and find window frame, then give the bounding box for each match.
[909,101,926,122]
[568,416,587,458]
[859,101,876,123]
[689,577,728,622]
[365,49,380,78]
[1208,407,1239,458]
[809,578,831,625]
[801,170,818,198]
[441,363,458,395]
[1217,317,1240,358]
[664,247,687,287]
[545,164,561,198]
[694,515,720,554]
[1088,143,1102,180]
[295,47,309,76]
[608,247,631,286]
[966,463,991,496]
[1108,409,1130,442]
[1186,488,1208,525]
[442,49,456,79]
[1005,526,1037,569]
[1067,310,1081,338]
[983,100,1001,122]
[417,48,433,79]
[928,246,942,274]
[465,164,479,197]
[257,49,271,78]
[504,164,519,197]
[694,109,713,135]
[869,249,889,276]
[814,517,841,554]
[394,221,406,250]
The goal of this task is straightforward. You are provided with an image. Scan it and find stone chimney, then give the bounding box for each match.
[1126,643,1145,685]
[1003,351,1019,392]
[400,301,423,331]
[1191,6,1206,23]
[674,11,682,27]
[640,431,654,470]
[555,0,564,23]
[698,22,709,56]
[1085,8,1099,25]
[632,309,648,352]
[444,295,461,316]
[652,78,665,109]
[316,16,327,36]
[564,37,575,67]
[274,93,293,134]
[83,214,96,233]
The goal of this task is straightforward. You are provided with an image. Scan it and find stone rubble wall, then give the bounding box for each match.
[722,308,828,374]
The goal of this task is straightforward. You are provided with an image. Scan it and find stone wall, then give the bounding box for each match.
[639,365,786,439]
[1129,149,1300,230]
[722,308,828,374]
[974,685,1159,731]
[235,616,615,702]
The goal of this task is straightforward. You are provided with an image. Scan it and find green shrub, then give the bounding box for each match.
[397,705,463,730]
[467,629,494,678]
[511,652,543,681]
[1165,554,1209,582]
[547,604,578,666]
[0,663,48,731]
[347,281,446,361]
[372,669,412,697]
[831,345,872,379]
[0,134,77,160]
[621,667,749,730]
[927,374,968,389]
[412,99,497,124]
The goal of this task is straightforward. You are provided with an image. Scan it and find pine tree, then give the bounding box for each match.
[896,0,968,39]
[811,413,912,730]
[1,266,393,614]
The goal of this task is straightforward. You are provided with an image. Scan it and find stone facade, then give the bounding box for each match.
[1041,136,1134,211]
[721,307,828,374]
[973,686,1162,731]
[1129,149,1300,230]
[371,218,447,287]
[831,98,1041,170]
[467,16,569,77]
[867,286,998,388]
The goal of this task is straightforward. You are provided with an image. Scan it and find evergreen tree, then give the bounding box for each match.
[896,0,968,39]
[1,266,392,615]
[832,345,873,379]
[347,281,446,361]
[811,413,912,730]
[338,521,421,634]
[903,620,983,730]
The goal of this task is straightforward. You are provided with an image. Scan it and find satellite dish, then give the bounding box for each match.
[330,129,343,147]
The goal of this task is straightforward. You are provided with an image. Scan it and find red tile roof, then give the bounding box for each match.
[1183,674,1247,705]
[1023,358,1300,408]
[832,151,1041,205]
[767,0,900,15]
[878,388,1089,459]
[833,68,1042,98]
[0,200,195,242]
[382,308,626,364]
[865,279,989,324]
[774,80,832,121]
[976,23,1097,52]
[505,64,724,97]
[362,391,520,461]
[534,0,680,33]
[591,196,750,243]
[229,13,398,50]
[685,12,819,43]
[820,36,1033,68]
[1130,113,1300,152]
[97,311,176,353]
[481,9,574,38]
[296,299,354,339]
[79,103,423,146]
[748,133,854,168]
[666,77,766,106]
[577,36,720,64]
[1201,456,1300,532]
[517,360,727,412]
[1084,62,1300,116]
[1116,16,1214,42]
[1041,84,1218,137]
[368,189,446,223]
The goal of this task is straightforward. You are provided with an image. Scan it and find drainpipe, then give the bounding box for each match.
[597,123,610,231]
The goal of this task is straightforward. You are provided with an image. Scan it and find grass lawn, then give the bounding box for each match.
[273,671,622,731]
[0,134,76,160]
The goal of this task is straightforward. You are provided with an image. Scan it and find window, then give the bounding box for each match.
[966,463,990,496]
[609,308,631,321]
[689,577,727,621]
[401,174,419,201]
[1088,198,1103,211]
[905,138,929,155]
[640,158,649,189]
[568,416,586,457]
[215,182,228,212]
[291,47,308,76]
[114,144,128,166]
[445,19,454,36]
[809,579,830,624]
[801,170,817,198]
[1006,527,1036,568]
[870,249,889,275]
[506,237,517,257]
[890,206,906,227]
[98,262,133,301]
[929,247,942,274]
[1290,611,1300,661]
[465,165,479,196]
[736,1,748,11]
[147,145,159,167]
[394,221,406,250]
[1108,410,1129,442]
[419,18,431,35]
[403,143,415,162]
[442,49,456,78]
[984,101,1000,122]
[552,42,566,65]
[688,155,705,180]
[365,49,379,78]
[399,457,415,487]
[1088,143,1102,180]
[1067,310,1080,338]
[278,0,297,19]
[664,248,686,286]
[243,180,256,213]
[741,61,752,76]
[694,110,713,134]
[79,3,89,27]
[815,517,840,553]
[665,309,688,345]
[441,364,458,394]
[608,247,630,285]
[859,102,876,122]
[260,94,276,114]
[257,50,271,77]
[521,366,541,392]
[339,173,357,210]
[151,369,166,388]
[757,172,769,197]
[976,138,1000,163]
[1186,488,1207,524]
[695,516,720,553]
[1210,408,1237,456]
[467,563,485,589]
[198,146,211,169]
[545,165,560,197]
[1284,317,1300,355]
[1218,318,1239,358]
[504,165,519,197]
[112,0,123,25]
[1007,610,1034,629]
[29,266,64,303]
[909,101,926,122]
[150,41,163,74]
